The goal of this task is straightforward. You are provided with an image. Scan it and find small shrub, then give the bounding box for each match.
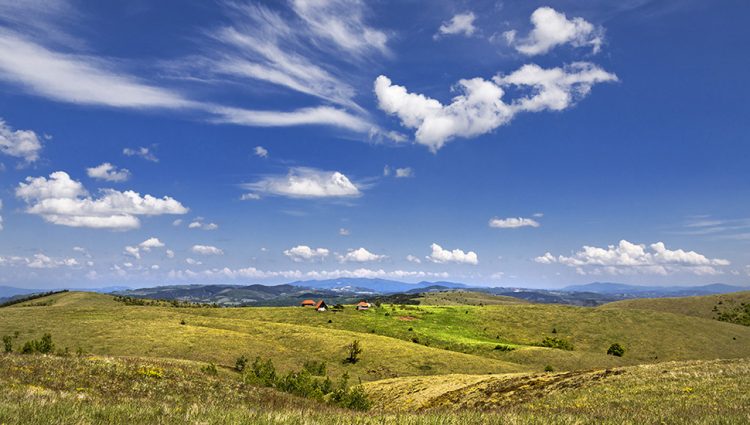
[551,327,557,334]
[303,360,327,376]
[201,362,218,375]
[2,335,12,353]
[539,336,574,351]
[544,365,554,372]
[408,327,413,332]
[21,333,54,354]
[327,319,332,323]
[138,366,164,379]
[344,340,363,364]
[180,319,186,325]
[235,355,248,372]
[607,343,625,357]
[494,344,514,352]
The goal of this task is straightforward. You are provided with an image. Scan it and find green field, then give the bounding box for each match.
[1,290,749,423]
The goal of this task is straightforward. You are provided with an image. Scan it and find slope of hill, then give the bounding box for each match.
[602,291,750,323]
[2,354,748,424]
[3,291,750,375]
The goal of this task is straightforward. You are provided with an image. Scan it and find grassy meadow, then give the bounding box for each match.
[1,290,749,423]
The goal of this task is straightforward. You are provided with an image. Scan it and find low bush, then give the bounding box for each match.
[235,355,248,372]
[539,336,574,351]
[303,360,327,376]
[21,333,54,354]
[607,343,626,357]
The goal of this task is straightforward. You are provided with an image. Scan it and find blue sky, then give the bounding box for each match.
[1,0,749,289]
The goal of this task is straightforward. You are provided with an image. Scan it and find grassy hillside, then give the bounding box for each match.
[0,292,519,381]
[603,291,750,323]
[417,290,529,306]
[2,291,750,376]
[1,354,748,424]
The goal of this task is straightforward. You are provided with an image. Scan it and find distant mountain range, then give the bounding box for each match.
[561,282,747,297]
[3,280,748,307]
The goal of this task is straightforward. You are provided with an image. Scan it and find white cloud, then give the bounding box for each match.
[284,245,329,262]
[504,7,604,56]
[123,147,158,162]
[188,217,219,231]
[124,237,165,259]
[172,219,183,226]
[536,240,730,275]
[242,167,361,199]
[338,247,386,263]
[16,171,188,230]
[395,167,414,178]
[489,217,540,229]
[436,12,476,38]
[191,245,224,256]
[339,227,350,236]
[375,62,616,151]
[290,0,389,58]
[0,199,3,231]
[86,162,131,182]
[0,118,43,163]
[254,146,268,158]
[139,237,165,251]
[167,266,448,282]
[165,249,175,259]
[0,29,193,109]
[185,258,202,266]
[427,243,478,265]
[211,105,371,132]
[240,193,261,201]
[406,254,422,264]
[0,252,81,269]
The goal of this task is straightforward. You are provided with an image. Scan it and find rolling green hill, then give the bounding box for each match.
[602,291,750,323]
[2,290,750,423]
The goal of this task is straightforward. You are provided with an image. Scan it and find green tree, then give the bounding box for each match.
[344,340,363,364]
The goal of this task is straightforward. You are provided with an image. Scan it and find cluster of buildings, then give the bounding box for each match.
[299,299,371,311]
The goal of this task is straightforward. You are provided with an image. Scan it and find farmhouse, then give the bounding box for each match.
[356,301,371,311]
[300,299,315,307]
[314,300,328,312]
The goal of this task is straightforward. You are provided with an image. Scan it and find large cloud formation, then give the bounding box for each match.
[16,171,188,230]
[375,62,617,151]
[535,239,730,276]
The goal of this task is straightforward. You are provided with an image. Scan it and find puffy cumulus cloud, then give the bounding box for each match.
[489,217,540,229]
[339,228,350,236]
[123,147,158,162]
[86,162,131,182]
[338,247,386,263]
[242,167,361,199]
[436,12,476,38]
[395,167,414,178]
[0,118,43,163]
[167,267,448,281]
[188,217,219,231]
[504,7,604,56]
[191,245,224,256]
[284,245,329,262]
[427,243,478,265]
[406,254,422,264]
[375,62,616,151]
[165,249,175,259]
[0,253,81,269]
[535,240,730,275]
[15,171,188,230]
[124,237,166,259]
[254,146,268,158]
[185,258,202,266]
[240,193,261,201]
